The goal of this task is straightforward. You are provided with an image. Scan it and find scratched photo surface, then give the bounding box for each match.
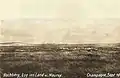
[0,0,120,78]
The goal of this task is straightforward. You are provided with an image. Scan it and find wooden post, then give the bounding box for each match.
[0,20,4,42]
[0,20,4,35]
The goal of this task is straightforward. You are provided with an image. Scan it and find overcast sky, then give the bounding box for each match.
[0,0,120,43]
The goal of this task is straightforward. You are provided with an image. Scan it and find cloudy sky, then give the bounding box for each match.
[0,0,120,43]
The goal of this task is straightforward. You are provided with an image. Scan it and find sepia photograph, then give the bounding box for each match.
[0,0,120,78]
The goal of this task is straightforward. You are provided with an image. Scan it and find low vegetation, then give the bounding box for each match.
[0,43,120,78]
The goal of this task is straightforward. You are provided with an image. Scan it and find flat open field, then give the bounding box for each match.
[0,43,120,78]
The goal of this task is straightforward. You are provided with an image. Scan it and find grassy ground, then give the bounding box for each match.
[0,44,120,78]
